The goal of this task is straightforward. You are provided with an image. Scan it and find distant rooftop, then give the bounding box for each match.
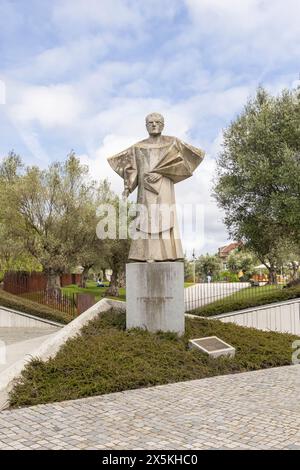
[218,242,241,257]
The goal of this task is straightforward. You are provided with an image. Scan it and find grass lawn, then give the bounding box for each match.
[184,282,195,288]
[9,309,298,408]
[190,284,300,316]
[62,280,126,302]
[0,281,195,327]
[0,289,71,324]
[62,280,194,302]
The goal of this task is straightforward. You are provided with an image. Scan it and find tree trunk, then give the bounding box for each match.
[291,262,299,280]
[105,270,119,297]
[101,268,108,282]
[268,266,277,285]
[46,269,61,296]
[80,266,90,288]
[118,270,126,288]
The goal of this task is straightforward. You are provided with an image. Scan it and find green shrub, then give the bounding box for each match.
[0,289,72,324]
[239,274,251,282]
[214,271,240,282]
[190,285,300,317]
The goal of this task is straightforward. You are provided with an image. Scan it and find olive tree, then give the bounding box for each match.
[214,87,300,283]
[0,152,108,291]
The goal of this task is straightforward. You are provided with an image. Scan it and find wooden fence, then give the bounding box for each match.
[3,271,82,295]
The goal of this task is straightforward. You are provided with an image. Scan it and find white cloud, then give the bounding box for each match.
[175,152,228,256]
[186,0,263,34]
[15,128,50,165]
[185,0,300,36]
[9,84,83,128]
[52,0,181,34]
[79,134,138,194]
[185,0,300,67]
[0,80,6,105]
[15,35,110,82]
[0,1,23,36]
[52,0,140,32]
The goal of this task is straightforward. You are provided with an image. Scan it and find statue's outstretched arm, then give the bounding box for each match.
[149,138,205,184]
[107,147,138,198]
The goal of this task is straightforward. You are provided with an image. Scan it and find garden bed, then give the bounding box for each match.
[9,309,298,407]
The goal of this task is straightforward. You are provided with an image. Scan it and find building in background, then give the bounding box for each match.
[218,242,241,270]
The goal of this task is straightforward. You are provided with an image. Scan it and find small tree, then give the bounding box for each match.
[74,180,115,288]
[184,254,194,282]
[227,251,256,279]
[97,197,131,298]
[103,239,130,297]
[0,224,41,280]
[195,254,221,280]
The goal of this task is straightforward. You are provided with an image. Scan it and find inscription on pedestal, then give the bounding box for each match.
[126,262,184,335]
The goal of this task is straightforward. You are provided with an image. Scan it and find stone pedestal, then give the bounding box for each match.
[126,262,184,335]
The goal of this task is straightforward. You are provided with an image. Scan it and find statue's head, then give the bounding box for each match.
[145,113,164,136]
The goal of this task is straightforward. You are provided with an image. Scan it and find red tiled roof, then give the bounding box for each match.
[218,242,241,255]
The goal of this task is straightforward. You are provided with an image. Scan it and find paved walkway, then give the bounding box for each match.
[0,327,61,411]
[0,327,59,375]
[184,282,250,310]
[0,365,299,450]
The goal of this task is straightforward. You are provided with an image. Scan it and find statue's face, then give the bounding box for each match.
[146,116,164,136]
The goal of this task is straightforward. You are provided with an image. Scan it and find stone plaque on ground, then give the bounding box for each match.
[189,336,235,358]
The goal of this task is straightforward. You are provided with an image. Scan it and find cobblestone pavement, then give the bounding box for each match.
[0,365,299,450]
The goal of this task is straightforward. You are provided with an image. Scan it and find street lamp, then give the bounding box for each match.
[192,248,196,284]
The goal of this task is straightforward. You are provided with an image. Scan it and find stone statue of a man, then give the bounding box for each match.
[107,113,204,262]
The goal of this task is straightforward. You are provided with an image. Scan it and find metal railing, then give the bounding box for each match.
[3,279,97,317]
[184,281,286,312]
[20,289,78,317]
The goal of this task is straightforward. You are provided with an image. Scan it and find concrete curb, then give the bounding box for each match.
[185,297,300,320]
[0,306,64,328]
[185,313,206,319]
[106,298,126,311]
[206,297,300,320]
[0,298,114,402]
[185,298,300,335]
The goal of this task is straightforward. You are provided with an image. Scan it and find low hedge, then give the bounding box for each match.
[0,289,72,324]
[9,310,298,407]
[189,285,300,317]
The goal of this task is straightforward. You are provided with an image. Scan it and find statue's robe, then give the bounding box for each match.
[108,135,204,261]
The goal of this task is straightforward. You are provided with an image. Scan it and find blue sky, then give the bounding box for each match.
[0,0,299,255]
